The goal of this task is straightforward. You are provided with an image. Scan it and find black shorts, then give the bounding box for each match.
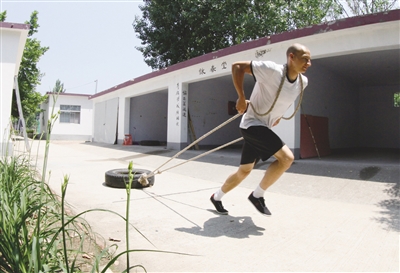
[240,126,285,165]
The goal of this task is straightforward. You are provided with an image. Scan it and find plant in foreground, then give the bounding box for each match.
[0,92,191,272]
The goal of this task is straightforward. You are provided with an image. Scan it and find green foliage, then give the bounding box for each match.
[133,0,342,69]
[343,0,398,15]
[0,92,182,272]
[10,11,48,128]
[0,154,117,272]
[0,155,64,272]
[52,79,66,93]
[0,95,116,273]
[0,10,6,22]
[286,0,343,30]
[394,92,400,107]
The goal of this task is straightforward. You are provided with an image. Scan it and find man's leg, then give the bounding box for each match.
[210,162,255,214]
[249,145,294,215]
[259,145,294,190]
[222,162,255,193]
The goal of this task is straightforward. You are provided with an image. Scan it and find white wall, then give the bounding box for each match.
[42,94,93,141]
[0,24,29,155]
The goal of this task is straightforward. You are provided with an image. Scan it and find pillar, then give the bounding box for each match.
[167,81,188,150]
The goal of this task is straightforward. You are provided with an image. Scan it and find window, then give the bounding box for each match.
[394,92,400,108]
[60,105,81,124]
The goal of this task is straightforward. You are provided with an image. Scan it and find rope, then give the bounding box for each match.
[249,64,287,117]
[144,113,243,179]
[142,64,304,182]
[282,73,303,120]
[155,137,244,175]
[249,64,304,120]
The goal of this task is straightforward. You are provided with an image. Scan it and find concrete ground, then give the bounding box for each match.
[24,140,399,272]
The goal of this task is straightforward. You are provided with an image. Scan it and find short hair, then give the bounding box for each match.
[286,43,308,57]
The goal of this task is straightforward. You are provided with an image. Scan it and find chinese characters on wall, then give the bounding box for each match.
[197,48,271,76]
[255,48,271,58]
[175,83,188,127]
[199,61,228,75]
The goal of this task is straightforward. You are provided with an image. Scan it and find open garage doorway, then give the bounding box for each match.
[300,48,400,158]
[129,90,168,145]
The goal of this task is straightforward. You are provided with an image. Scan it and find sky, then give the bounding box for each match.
[1,0,152,95]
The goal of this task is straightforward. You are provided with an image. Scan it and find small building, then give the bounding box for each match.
[0,22,30,155]
[90,10,399,158]
[39,92,93,141]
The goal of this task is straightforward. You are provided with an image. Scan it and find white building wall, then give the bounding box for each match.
[42,94,93,141]
[0,23,29,155]
[0,63,16,139]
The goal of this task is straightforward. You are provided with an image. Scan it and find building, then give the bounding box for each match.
[90,10,399,158]
[0,21,30,155]
[39,92,93,141]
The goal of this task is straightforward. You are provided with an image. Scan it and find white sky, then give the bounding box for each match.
[1,0,152,95]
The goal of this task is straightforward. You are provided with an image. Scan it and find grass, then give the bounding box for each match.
[0,90,189,272]
[0,149,118,272]
[0,141,185,272]
[0,91,122,272]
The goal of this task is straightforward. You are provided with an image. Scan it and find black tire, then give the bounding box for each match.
[105,168,155,189]
[140,140,161,146]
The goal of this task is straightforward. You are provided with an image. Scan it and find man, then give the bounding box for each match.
[210,43,312,216]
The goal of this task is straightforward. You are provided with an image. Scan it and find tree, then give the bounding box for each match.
[339,0,398,16]
[394,92,400,108]
[132,0,343,70]
[0,11,6,21]
[2,11,49,128]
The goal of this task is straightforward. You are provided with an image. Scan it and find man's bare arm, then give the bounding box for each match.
[232,61,252,114]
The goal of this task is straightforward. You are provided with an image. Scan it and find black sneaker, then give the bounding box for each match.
[248,192,271,216]
[210,194,228,215]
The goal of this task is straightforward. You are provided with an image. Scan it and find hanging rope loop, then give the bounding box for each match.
[249,64,304,120]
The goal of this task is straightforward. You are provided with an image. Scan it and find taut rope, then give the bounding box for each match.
[139,65,304,186]
[139,113,243,185]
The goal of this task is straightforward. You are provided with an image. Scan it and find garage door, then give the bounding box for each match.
[93,98,119,144]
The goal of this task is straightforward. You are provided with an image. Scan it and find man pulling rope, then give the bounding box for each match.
[210,43,312,216]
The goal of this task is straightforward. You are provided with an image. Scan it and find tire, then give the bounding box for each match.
[105,168,155,189]
[140,140,161,146]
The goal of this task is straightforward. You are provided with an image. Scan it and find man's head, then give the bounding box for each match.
[286,43,312,74]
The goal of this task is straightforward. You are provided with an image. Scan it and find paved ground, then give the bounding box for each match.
[23,140,399,272]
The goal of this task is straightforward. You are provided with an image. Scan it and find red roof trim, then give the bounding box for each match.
[46,92,91,98]
[0,22,30,30]
[90,9,400,100]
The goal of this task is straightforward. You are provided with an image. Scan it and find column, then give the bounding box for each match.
[167,81,188,150]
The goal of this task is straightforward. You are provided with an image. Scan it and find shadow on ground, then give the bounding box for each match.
[175,215,265,239]
[375,181,400,232]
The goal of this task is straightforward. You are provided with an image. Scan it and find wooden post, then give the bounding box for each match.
[14,76,30,152]
[188,110,199,150]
